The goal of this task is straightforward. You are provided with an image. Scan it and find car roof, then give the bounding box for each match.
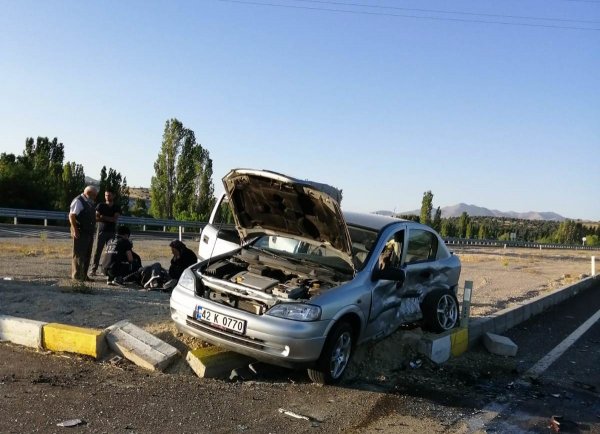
[343,211,415,231]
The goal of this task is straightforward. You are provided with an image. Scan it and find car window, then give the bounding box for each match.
[252,236,353,274]
[405,229,438,263]
[348,225,378,270]
[377,230,404,270]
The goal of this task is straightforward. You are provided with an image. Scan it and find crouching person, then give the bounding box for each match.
[169,240,198,280]
[102,226,134,285]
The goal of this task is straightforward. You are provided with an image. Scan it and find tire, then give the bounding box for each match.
[307,321,354,385]
[422,290,460,333]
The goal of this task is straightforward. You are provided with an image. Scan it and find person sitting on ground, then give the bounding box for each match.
[123,262,171,290]
[101,226,135,285]
[168,240,198,280]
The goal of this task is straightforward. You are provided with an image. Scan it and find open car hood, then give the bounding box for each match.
[222,169,353,269]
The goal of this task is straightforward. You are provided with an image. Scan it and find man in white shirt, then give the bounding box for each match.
[68,186,98,281]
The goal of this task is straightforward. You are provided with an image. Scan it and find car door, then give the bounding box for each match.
[402,227,443,306]
[198,194,241,260]
[363,227,407,340]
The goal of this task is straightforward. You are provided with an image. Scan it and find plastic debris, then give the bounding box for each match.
[278,408,310,420]
[56,419,86,427]
[3,277,13,280]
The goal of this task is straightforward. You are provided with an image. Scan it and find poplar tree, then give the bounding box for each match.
[151,118,215,220]
[420,190,434,226]
[432,207,442,232]
[458,212,469,238]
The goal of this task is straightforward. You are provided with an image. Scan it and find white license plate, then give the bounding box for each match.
[195,306,246,334]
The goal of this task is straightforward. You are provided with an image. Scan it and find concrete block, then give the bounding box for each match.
[186,346,254,378]
[43,323,106,359]
[483,332,518,357]
[450,327,468,357]
[106,320,179,371]
[418,334,451,364]
[0,315,47,348]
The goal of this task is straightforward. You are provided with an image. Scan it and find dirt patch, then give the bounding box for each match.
[0,237,596,380]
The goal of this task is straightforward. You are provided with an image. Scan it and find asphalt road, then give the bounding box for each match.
[1,281,599,433]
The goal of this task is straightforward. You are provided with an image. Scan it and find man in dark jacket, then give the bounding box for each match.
[68,186,98,281]
[168,240,198,280]
[91,189,121,276]
[102,226,134,285]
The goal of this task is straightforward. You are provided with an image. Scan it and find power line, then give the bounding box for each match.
[293,0,600,24]
[215,0,600,30]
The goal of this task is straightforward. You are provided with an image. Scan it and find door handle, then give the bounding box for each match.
[202,235,209,244]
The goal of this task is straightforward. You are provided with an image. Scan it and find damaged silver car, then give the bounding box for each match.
[170,169,461,384]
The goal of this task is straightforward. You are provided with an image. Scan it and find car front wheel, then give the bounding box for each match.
[422,290,459,333]
[307,321,354,385]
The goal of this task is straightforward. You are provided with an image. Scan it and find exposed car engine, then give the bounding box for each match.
[194,248,350,315]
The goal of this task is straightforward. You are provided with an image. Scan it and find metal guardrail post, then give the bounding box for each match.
[178,226,182,241]
[14,217,17,225]
[593,256,596,276]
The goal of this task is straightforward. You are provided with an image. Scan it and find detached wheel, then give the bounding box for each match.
[422,290,459,333]
[307,321,354,385]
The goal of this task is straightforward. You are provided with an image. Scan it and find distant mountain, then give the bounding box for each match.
[398,203,565,221]
[85,176,99,186]
[374,210,395,217]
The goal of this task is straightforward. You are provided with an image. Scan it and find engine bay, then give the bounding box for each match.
[194,248,350,315]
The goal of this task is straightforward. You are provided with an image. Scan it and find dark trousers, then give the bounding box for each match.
[92,230,115,271]
[72,232,94,280]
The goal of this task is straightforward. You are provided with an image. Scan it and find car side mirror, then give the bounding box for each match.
[371,266,406,284]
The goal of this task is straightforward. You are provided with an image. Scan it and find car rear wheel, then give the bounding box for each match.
[307,321,354,385]
[422,290,459,333]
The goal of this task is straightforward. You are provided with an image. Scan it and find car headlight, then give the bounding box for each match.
[177,268,196,292]
[267,303,321,321]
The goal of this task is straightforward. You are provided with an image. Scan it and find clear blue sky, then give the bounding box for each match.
[1,0,598,220]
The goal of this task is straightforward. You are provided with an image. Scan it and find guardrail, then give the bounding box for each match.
[0,207,597,250]
[444,237,598,251]
[0,207,204,231]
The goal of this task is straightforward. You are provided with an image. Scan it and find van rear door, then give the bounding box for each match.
[198,194,241,260]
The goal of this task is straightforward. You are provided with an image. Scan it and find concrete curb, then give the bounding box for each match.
[0,315,178,367]
[0,315,47,348]
[43,323,107,359]
[468,275,599,347]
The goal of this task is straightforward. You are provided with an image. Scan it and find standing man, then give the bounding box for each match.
[69,186,98,281]
[90,189,121,276]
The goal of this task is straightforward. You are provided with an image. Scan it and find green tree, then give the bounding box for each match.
[60,162,85,210]
[151,118,215,220]
[98,166,108,202]
[458,212,469,238]
[195,148,215,220]
[432,207,442,232]
[478,224,488,240]
[21,137,66,209]
[466,222,473,239]
[130,198,148,217]
[420,190,433,226]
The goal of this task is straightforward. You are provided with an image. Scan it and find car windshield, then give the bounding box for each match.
[251,235,354,274]
[347,225,379,270]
